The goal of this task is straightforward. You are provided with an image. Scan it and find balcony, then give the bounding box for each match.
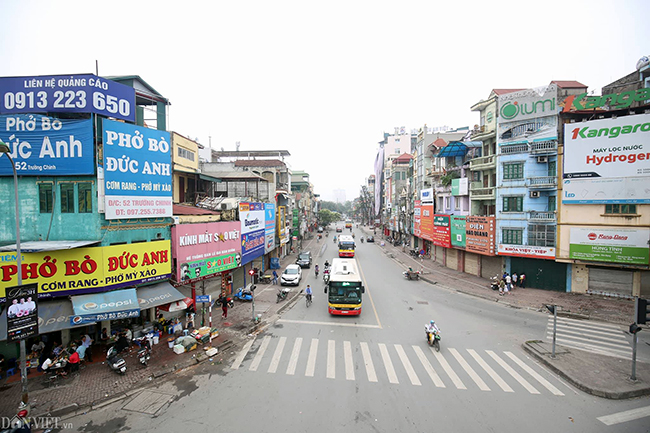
[530,140,558,155]
[528,211,556,222]
[426,167,444,177]
[500,144,529,155]
[470,182,495,200]
[435,185,451,194]
[469,155,496,171]
[528,176,557,189]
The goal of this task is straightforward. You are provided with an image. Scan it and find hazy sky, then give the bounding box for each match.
[1,0,648,201]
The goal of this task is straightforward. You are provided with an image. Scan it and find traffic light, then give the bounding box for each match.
[636,298,649,325]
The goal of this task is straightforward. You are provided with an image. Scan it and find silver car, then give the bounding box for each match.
[281,264,303,286]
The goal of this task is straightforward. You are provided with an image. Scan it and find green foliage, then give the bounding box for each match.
[440,170,459,187]
[320,200,352,215]
[318,209,341,227]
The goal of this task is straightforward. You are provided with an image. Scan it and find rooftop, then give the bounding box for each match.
[551,80,588,89]
[234,159,286,168]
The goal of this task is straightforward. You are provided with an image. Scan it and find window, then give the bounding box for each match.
[528,224,556,247]
[444,197,450,209]
[395,148,400,154]
[78,182,93,213]
[605,204,637,214]
[503,196,523,212]
[454,197,460,211]
[61,184,75,213]
[502,228,523,245]
[548,160,557,177]
[39,183,53,213]
[548,196,556,212]
[503,162,524,180]
[177,147,195,161]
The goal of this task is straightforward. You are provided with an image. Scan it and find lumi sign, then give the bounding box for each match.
[498,84,558,122]
[563,88,650,112]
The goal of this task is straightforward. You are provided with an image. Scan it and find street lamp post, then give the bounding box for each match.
[0,141,28,412]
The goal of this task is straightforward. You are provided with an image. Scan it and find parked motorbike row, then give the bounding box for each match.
[403,270,420,280]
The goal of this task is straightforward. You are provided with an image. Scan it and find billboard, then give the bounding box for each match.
[0,240,172,301]
[450,216,466,248]
[6,283,38,342]
[420,203,434,241]
[421,188,434,203]
[0,114,94,176]
[240,202,265,265]
[0,74,136,122]
[466,216,496,256]
[413,201,421,237]
[264,203,276,253]
[103,119,172,219]
[451,178,469,196]
[431,215,451,248]
[498,84,558,123]
[497,244,555,259]
[569,227,649,265]
[171,221,241,284]
[562,113,650,204]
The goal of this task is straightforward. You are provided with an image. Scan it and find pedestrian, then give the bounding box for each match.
[498,279,505,296]
[505,273,512,292]
[82,334,93,362]
[512,272,518,289]
[272,270,278,285]
[220,292,229,319]
[520,273,526,288]
[502,271,508,280]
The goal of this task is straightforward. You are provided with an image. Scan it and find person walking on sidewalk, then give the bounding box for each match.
[82,334,93,362]
[512,272,518,288]
[220,292,230,319]
[519,273,526,288]
[505,274,512,292]
[272,270,278,285]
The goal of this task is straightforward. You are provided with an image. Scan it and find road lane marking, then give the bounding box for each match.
[597,405,650,426]
[412,346,445,388]
[504,351,564,396]
[344,341,355,381]
[267,336,286,373]
[466,349,512,393]
[545,331,630,351]
[305,338,318,377]
[327,340,336,379]
[360,342,378,383]
[356,258,383,329]
[249,336,271,372]
[545,334,632,357]
[486,350,539,394]
[394,344,421,386]
[286,337,303,375]
[278,319,381,329]
[550,322,626,340]
[449,348,490,391]
[432,349,466,390]
[378,343,399,384]
[231,337,256,370]
[547,316,622,331]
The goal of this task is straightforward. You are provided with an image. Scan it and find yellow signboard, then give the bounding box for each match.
[0,240,171,300]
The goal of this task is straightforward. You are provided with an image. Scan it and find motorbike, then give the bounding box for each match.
[360,237,364,243]
[234,286,255,301]
[403,270,420,281]
[323,268,331,285]
[276,287,291,303]
[426,328,441,352]
[490,276,500,291]
[409,249,420,257]
[134,336,152,366]
[107,345,127,374]
[333,237,337,243]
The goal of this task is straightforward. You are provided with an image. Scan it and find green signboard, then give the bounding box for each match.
[450,216,466,248]
[569,228,649,265]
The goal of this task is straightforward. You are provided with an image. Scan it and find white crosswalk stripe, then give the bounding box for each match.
[545,316,631,359]
[229,337,566,396]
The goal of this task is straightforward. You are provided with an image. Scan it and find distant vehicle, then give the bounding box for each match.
[338,235,355,258]
[366,236,374,243]
[345,220,352,229]
[324,258,364,315]
[336,226,343,233]
[317,226,324,233]
[296,251,312,268]
[281,264,302,286]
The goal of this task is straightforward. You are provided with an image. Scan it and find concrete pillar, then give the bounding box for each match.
[61,328,71,346]
[632,271,642,297]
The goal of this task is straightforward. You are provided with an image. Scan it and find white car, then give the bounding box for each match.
[281,264,302,286]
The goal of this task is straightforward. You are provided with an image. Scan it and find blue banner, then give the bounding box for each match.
[69,288,140,325]
[264,203,276,253]
[102,119,172,219]
[241,229,265,265]
[0,74,136,122]
[0,114,94,176]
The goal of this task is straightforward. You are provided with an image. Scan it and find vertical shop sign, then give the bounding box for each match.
[6,283,38,341]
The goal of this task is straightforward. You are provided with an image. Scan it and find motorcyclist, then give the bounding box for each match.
[333,236,337,243]
[425,320,440,342]
[305,284,313,303]
[315,264,319,277]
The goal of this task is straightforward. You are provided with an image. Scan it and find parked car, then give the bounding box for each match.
[366,236,374,243]
[281,264,303,286]
[296,251,312,268]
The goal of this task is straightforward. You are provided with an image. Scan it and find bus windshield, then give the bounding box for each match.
[339,241,355,250]
[328,282,363,304]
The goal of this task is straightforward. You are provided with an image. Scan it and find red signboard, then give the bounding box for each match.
[465,216,496,256]
[431,215,451,248]
[420,204,434,242]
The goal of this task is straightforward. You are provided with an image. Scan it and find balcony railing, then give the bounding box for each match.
[528,211,556,222]
[500,144,529,155]
[530,140,558,154]
[470,187,495,200]
[426,167,444,177]
[528,176,557,188]
[469,155,496,171]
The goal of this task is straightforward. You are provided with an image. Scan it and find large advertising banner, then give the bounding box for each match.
[569,227,649,265]
[432,215,451,248]
[0,240,171,301]
[103,119,172,219]
[466,216,496,256]
[172,222,241,284]
[240,202,265,264]
[413,201,421,237]
[6,283,38,342]
[420,204,434,241]
[562,113,650,204]
[497,244,555,259]
[450,216,466,248]
[0,114,95,176]
[278,206,289,245]
[242,230,265,265]
[498,84,558,123]
[0,74,136,122]
[264,203,276,253]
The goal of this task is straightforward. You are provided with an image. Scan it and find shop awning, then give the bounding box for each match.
[435,141,483,158]
[137,282,185,310]
[0,240,99,253]
[0,299,93,342]
[199,173,223,183]
[70,288,140,326]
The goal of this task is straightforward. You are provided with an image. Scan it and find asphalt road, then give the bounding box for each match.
[65,228,650,433]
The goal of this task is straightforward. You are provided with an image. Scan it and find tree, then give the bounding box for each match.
[318,209,341,227]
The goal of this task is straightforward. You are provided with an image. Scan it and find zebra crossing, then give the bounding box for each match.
[545,316,632,359]
[230,336,565,396]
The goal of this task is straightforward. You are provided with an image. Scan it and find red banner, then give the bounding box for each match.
[420,204,434,241]
[465,216,495,256]
[431,215,451,248]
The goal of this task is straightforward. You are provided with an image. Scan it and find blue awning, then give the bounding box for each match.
[435,141,483,158]
[70,288,140,326]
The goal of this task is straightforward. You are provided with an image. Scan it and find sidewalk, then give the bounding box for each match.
[365,227,649,399]
[0,245,307,420]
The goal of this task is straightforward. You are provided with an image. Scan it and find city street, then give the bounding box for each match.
[59,228,650,433]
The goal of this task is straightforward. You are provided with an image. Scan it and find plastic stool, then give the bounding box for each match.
[6,367,17,376]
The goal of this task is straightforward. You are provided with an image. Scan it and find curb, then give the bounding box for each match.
[522,342,650,400]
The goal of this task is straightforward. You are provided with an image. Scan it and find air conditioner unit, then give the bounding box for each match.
[387,203,392,209]
[530,191,540,198]
[537,156,548,163]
